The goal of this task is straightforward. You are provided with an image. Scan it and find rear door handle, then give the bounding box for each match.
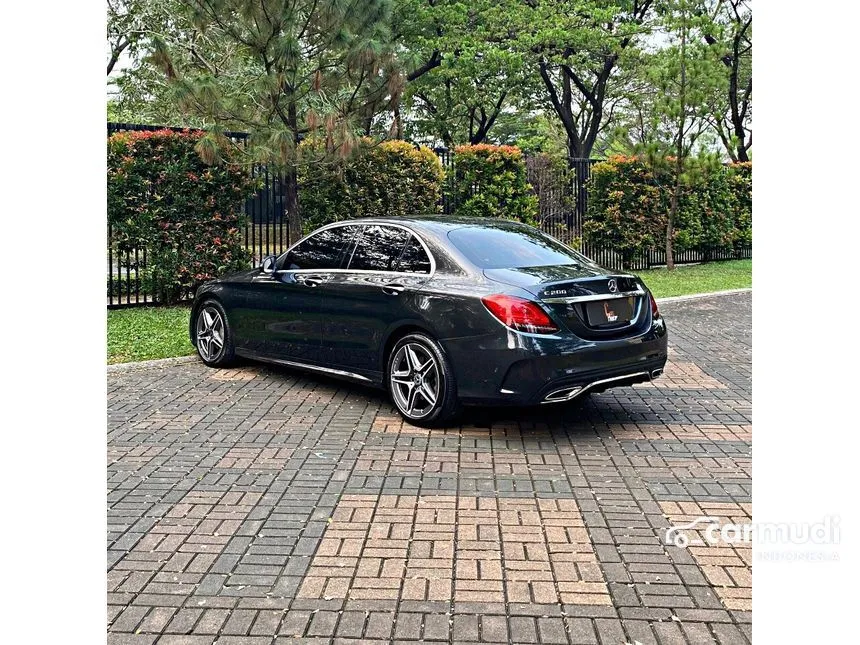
[382,282,406,296]
[298,274,323,287]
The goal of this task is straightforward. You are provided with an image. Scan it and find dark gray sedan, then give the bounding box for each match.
[190,216,667,426]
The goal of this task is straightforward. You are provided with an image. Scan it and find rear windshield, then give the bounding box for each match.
[447,225,585,269]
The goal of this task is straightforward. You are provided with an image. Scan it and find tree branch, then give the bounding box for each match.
[406,50,442,82]
[107,36,130,76]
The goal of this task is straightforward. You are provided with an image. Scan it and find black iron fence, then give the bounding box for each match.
[107,122,750,307]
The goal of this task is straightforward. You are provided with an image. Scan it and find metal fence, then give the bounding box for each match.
[107,122,750,307]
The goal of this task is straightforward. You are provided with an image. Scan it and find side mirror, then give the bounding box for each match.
[261,255,277,274]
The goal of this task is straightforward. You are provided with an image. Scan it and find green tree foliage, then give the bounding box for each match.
[395,1,530,146]
[452,144,538,223]
[107,0,217,126]
[701,0,752,161]
[108,129,255,303]
[297,139,443,231]
[506,0,656,160]
[107,0,162,76]
[491,112,571,156]
[405,46,529,147]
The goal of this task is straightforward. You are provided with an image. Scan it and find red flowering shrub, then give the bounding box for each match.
[452,144,538,223]
[108,129,255,303]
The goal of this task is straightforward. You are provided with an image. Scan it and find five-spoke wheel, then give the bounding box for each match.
[387,333,460,426]
[390,342,440,419]
[194,301,235,366]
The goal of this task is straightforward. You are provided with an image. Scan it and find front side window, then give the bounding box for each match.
[282,225,357,270]
[348,225,410,272]
[394,235,432,274]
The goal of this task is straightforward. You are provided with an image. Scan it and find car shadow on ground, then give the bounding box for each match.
[240,359,616,438]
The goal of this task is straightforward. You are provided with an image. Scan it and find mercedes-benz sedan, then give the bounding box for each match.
[190,216,667,425]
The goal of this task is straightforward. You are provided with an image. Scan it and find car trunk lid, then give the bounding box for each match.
[483,265,648,339]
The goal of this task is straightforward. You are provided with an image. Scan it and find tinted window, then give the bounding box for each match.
[447,225,586,269]
[394,235,432,274]
[348,225,410,272]
[283,225,356,270]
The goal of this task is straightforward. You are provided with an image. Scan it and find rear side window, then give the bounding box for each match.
[348,225,410,271]
[394,235,432,274]
[447,225,585,269]
[282,225,356,270]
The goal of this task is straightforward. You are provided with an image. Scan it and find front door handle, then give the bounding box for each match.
[298,274,323,287]
[382,282,406,296]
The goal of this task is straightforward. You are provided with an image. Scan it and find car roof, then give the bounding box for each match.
[337,215,530,234]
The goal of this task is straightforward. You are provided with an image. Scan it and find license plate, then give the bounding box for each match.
[585,297,634,326]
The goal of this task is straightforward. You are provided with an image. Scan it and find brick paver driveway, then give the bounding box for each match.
[108,292,751,645]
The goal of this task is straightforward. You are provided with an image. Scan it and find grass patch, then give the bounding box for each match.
[637,259,751,299]
[108,306,194,364]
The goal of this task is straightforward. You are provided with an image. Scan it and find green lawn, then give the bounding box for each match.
[108,306,194,364]
[637,259,751,299]
[107,260,751,364]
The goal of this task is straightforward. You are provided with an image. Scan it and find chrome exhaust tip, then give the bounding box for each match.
[543,386,584,403]
[542,371,653,404]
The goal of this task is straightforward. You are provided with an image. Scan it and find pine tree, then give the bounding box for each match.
[154,0,393,242]
[646,0,725,269]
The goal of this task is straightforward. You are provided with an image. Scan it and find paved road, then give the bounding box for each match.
[108,292,752,644]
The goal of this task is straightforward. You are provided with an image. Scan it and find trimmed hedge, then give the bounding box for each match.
[728,162,752,248]
[108,129,254,303]
[297,139,444,232]
[584,155,752,267]
[584,156,665,266]
[452,144,538,223]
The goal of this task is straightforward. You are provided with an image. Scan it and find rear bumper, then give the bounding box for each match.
[536,363,664,404]
[441,318,668,406]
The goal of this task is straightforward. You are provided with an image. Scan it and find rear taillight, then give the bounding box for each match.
[481,294,559,334]
[650,292,661,319]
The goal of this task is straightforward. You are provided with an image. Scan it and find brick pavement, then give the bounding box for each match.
[108,291,752,644]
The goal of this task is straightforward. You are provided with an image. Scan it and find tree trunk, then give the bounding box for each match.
[389,103,403,139]
[573,157,591,231]
[567,137,582,161]
[285,100,302,244]
[667,163,681,271]
[284,168,301,246]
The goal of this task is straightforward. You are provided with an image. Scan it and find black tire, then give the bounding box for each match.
[386,332,460,427]
[193,299,236,367]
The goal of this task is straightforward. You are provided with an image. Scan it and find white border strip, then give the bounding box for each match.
[656,287,751,304]
[107,354,197,373]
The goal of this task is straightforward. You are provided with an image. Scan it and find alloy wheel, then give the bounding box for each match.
[390,342,441,419]
[196,306,225,362]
